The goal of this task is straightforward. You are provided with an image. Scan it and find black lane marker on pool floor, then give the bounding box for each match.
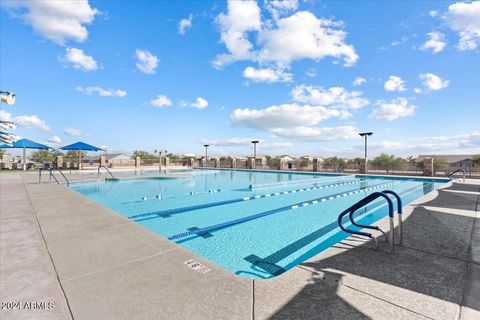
[168,180,400,241]
[129,178,363,221]
[243,182,427,276]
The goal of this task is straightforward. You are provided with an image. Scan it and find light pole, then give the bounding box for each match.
[251,140,259,170]
[358,132,373,173]
[203,144,209,160]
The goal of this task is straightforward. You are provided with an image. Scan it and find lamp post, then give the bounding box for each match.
[251,140,259,170]
[203,144,209,167]
[203,144,209,160]
[358,132,373,173]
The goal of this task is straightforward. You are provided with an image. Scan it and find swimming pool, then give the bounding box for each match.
[71,169,448,279]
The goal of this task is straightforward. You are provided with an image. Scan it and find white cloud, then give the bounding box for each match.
[61,47,98,71]
[291,85,368,110]
[214,1,358,69]
[262,141,294,149]
[414,88,423,94]
[369,98,416,121]
[363,131,480,156]
[76,86,127,97]
[270,126,358,141]
[0,110,13,122]
[444,1,480,51]
[190,97,209,109]
[384,76,406,92]
[243,66,292,83]
[135,49,159,74]
[0,110,51,131]
[16,115,51,131]
[200,137,253,146]
[150,95,172,108]
[2,0,99,45]
[47,135,62,145]
[214,0,262,68]
[419,73,449,91]
[353,77,366,86]
[64,127,82,137]
[265,0,299,20]
[178,14,193,35]
[306,68,316,77]
[257,11,358,67]
[420,32,446,53]
[230,103,357,141]
[429,10,439,17]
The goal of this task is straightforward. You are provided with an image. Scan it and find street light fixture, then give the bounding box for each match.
[203,144,209,159]
[358,132,373,173]
[251,140,259,170]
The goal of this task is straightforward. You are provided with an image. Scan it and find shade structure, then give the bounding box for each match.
[60,142,103,170]
[0,138,50,171]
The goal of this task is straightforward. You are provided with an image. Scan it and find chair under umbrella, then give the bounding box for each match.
[60,142,103,170]
[0,138,50,170]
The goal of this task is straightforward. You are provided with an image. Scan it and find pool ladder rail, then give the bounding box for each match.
[38,166,70,187]
[337,190,402,253]
[448,168,466,182]
[98,165,116,180]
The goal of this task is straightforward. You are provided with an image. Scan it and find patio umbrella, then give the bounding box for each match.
[60,142,103,170]
[0,138,50,170]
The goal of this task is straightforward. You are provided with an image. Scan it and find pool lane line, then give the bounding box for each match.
[249,175,356,190]
[167,180,402,241]
[128,178,366,220]
[243,181,433,276]
[121,188,224,204]
[122,175,358,204]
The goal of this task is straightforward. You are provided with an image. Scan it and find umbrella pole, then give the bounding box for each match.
[79,149,82,170]
[23,147,26,171]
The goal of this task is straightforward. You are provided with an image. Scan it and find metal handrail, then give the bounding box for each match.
[338,190,402,252]
[382,190,403,245]
[52,167,70,187]
[98,165,115,179]
[38,167,70,186]
[448,168,466,182]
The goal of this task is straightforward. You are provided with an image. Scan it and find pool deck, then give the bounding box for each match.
[1,172,479,319]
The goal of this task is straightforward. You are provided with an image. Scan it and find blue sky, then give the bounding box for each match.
[1,0,479,158]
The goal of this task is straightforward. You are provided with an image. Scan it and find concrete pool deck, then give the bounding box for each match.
[1,173,479,319]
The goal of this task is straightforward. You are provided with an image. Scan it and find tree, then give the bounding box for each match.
[432,156,448,175]
[473,155,480,166]
[131,150,155,160]
[64,150,86,161]
[324,157,346,171]
[0,149,5,157]
[372,153,395,172]
[299,157,311,168]
[31,150,64,163]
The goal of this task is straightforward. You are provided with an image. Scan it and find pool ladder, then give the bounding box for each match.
[39,166,70,187]
[337,190,402,253]
[448,168,466,182]
[98,165,116,180]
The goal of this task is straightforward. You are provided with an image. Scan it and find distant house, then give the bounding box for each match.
[97,153,133,167]
[418,155,476,170]
[278,155,296,162]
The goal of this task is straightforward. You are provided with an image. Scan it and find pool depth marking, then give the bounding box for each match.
[167,180,401,241]
[128,178,365,220]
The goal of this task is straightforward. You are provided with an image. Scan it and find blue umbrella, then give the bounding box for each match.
[0,138,50,171]
[60,141,103,170]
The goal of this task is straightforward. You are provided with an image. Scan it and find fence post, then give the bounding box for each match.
[56,156,64,168]
[165,157,169,167]
[100,155,107,167]
[135,156,141,168]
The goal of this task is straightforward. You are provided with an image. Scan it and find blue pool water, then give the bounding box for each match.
[71,169,448,279]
